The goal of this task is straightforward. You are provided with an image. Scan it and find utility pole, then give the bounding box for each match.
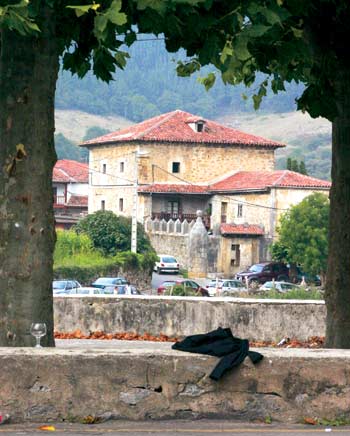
[131,149,149,253]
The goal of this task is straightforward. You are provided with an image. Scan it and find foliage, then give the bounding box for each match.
[54,230,94,262]
[286,157,308,175]
[83,126,111,142]
[164,284,199,297]
[256,288,323,300]
[74,210,154,256]
[271,193,329,276]
[54,133,88,162]
[56,42,304,123]
[54,250,156,284]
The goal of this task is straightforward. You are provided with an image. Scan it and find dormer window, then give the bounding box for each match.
[196,121,205,132]
[186,117,206,133]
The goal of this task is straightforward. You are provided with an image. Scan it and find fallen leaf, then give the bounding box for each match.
[304,417,318,425]
[38,425,56,431]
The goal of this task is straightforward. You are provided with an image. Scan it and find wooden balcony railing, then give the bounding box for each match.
[54,195,66,206]
[151,212,211,228]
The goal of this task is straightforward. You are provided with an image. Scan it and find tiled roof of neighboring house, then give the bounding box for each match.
[53,160,89,183]
[220,223,265,236]
[81,110,285,148]
[138,183,209,194]
[138,171,330,195]
[67,195,88,207]
[210,170,331,192]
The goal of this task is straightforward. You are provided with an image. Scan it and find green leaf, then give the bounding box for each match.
[245,24,270,37]
[105,0,127,26]
[220,41,233,64]
[137,0,167,13]
[198,72,216,91]
[115,50,130,69]
[291,27,303,38]
[234,36,251,61]
[66,4,100,18]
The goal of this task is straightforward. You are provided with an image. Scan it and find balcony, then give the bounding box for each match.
[151,212,211,229]
[54,195,66,206]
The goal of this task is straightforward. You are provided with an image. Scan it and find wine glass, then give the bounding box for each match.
[30,323,47,348]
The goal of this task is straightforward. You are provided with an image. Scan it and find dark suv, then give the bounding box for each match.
[236,262,289,284]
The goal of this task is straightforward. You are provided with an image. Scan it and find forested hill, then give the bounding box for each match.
[55,38,331,180]
[56,38,304,121]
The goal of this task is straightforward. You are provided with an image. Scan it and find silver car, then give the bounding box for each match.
[206,279,247,297]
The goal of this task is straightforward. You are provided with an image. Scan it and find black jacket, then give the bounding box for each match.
[172,327,263,381]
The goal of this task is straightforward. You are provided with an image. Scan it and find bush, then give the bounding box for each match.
[164,284,199,296]
[54,230,93,263]
[255,288,323,300]
[74,210,154,256]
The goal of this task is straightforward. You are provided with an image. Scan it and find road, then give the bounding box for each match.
[0,420,344,435]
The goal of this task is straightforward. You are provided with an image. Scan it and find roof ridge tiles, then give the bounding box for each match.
[134,110,180,140]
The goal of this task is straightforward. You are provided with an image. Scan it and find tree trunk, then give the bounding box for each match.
[325,71,350,348]
[0,10,59,346]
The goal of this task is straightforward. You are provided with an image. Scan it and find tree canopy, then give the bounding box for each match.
[74,210,154,256]
[271,193,329,277]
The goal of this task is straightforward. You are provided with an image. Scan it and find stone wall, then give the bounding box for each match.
[53,296,326,342]
[148,233,189,268]
[2,344,350,423]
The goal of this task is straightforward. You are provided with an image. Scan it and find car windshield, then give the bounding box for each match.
[53,281,66,290]
[163,281,176,287]
[161,256,177,263]
[280,283,296,290]
[263,282,274,289]
[94,278,116,285]
[248,264,264,273]
[231,281,245,288]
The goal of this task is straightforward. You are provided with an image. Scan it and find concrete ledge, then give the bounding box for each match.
[54,295,326,341]
[0,341,348,423]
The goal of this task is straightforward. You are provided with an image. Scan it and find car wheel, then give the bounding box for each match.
[249,278,259,289]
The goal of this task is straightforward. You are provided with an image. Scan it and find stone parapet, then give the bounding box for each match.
[0,343,349,423]
[53,296,326,342]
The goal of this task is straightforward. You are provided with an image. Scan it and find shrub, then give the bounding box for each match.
[164,284,199,296]
[54,230,94,263]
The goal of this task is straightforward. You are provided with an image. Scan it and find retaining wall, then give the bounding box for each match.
[1,343,349,423]
[53,296,326,341]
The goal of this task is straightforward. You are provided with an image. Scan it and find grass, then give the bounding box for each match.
[248,287,324,300]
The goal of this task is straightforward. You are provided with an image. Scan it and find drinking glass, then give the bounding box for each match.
[30,323,47,348]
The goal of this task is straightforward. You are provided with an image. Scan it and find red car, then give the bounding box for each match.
[157,279,209,296]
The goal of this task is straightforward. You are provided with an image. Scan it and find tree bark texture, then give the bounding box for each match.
[325,71,350,348]
[0,10,59,346]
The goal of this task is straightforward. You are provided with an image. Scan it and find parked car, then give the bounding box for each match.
[157,279,209,296]
[259,281,301,293]
[154,255,179,274]
[116,285,142,295]
[53,280,83,295]
[206,279,247,297]
[236,262,289,285]
[91,277,127,293]
[295,266,321,286]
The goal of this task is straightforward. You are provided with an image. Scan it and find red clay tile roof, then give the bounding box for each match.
[210,170,331,191]
[221,223,265,236]
[81,110,285,148]
[139,171,330,195]
[53,160,89,183]
[138,183,209,194]
[67,195,88,207]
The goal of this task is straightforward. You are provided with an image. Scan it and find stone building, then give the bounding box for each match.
[81,110,330,276]
[53,159,89,229]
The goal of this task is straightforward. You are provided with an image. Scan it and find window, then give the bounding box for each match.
[237,204,243,217]
[172,162,180,173]
[196,121,204,132]
[102,163,106,174]
[101,200,105,211]
[119,198,124,212]
[120,162,124,173]
[231,244,241,266]
[221,202,227,223]
[167,200,179,215]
